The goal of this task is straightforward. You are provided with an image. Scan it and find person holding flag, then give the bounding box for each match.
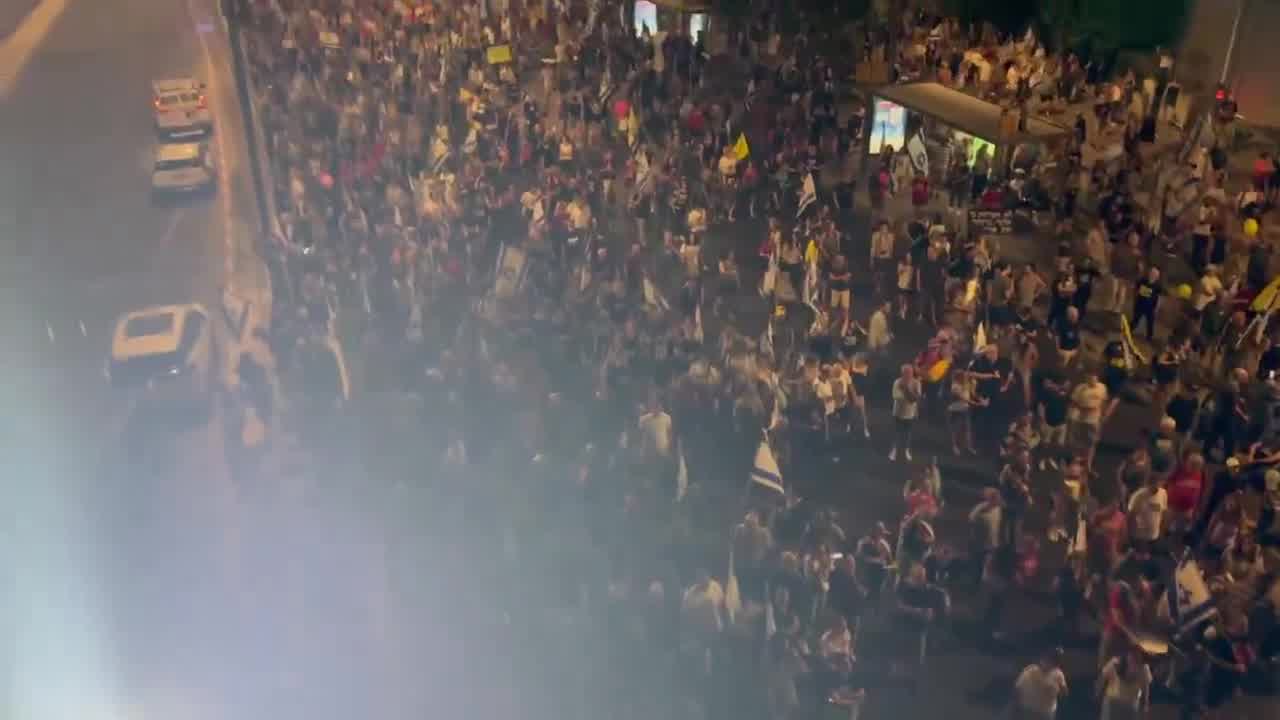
[797,172,818,219]
[751,434,786,496]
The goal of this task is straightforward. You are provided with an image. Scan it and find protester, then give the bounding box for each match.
[231,4,1280,718]
[1011,647,1069,720]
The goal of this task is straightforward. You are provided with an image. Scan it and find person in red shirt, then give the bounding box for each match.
[980,182,1005,209]
[1166,451,1206,533]
[1098,579,1139,668]
[1253,151,1273,191]
[911,172,930,210]
[904,474,940,519]
[1088,498,1127,591]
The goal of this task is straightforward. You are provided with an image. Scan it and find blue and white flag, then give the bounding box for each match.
[751,438,785,494]
[1171,553,1217,635]
[597,66,614,107]
[760,249,779,297]
[584,0,601,37]
[796,173,817,218]
[675,443,689,502]
[803,257,820,309]
[764,582,777,638]
[643,275,670,311]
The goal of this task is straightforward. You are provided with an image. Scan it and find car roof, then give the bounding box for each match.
[111,304,206,360]
[155,143,203,163]
[153,78,199,95]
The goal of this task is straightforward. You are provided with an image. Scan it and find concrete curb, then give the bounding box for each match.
[224,4,290,309]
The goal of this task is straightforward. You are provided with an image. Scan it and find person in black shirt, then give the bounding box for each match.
[1190,456,1264,543]
[1152,339,1186,412]
[1165,383,1200,435]
[1132,266,1163,340]
[827,255,853,333]
[969,344,1008,450]
[1056,306,1082,368]
[894,563,942,678]
[1102,339,1129,420]
[1073,258,1100,320]
[1203,370,1248,462]
[1038,368,1070,470]
[907,219,929,263]
[1258,335,1280,381]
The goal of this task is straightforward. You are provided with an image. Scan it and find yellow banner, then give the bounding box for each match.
[1120,315,1148,365]
[733,133,750,161]
[1252,275,1280,312]
[486,44,513,65]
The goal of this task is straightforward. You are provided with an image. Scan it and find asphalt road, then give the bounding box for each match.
[0,0,39,38]
[0,1,391,718]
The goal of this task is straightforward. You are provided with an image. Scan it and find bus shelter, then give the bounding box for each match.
[867,82,1068,175]
[631,0,712,40]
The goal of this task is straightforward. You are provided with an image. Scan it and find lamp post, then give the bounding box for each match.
[1220,0,1247,86]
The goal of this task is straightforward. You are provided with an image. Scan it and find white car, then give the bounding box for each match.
[151,142,216,194]
[153,78,212,138]
[108,304,214,412]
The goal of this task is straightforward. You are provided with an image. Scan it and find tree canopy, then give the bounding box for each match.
[940,0,1190,51]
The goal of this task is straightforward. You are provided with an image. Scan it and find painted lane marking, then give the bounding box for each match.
[0,0,73,99]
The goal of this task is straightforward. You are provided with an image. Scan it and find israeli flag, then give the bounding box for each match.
[1170,553,1218,635]
[796,173,817,218]
[675,444,689,502]
[803,257,820,309]
[643,275,670,311]
[759,249,779,297]
[751,438,785,494]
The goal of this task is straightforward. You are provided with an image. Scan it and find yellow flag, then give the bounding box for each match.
[733,133,750,161]
[1252,275,1280,312]
[1119,315,1148,365]
[486,44,513,65]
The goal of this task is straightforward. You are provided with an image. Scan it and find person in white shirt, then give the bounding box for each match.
[681,569,725,638]
[1096,650,1152,720]
[637,402,673,459]
[814,368,836,419]
[867,299,893,357]
[890,364,922,461]
[1013,648,1069,720]
[1126,475,1168,548]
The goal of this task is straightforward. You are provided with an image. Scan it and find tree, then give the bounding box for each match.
[1040,0,1192,53]
[940,0,1189,51]
[941,0,1038,34]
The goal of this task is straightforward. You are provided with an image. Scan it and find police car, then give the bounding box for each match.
[153,78,212,138]
[108,304,214,413]
[151,142,216,195]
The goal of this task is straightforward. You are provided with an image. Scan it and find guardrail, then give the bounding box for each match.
[223,1,293,307]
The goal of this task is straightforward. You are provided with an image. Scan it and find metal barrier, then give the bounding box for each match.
[224,2,293,307]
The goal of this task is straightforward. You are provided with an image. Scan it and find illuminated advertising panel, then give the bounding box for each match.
[869,98,906,154]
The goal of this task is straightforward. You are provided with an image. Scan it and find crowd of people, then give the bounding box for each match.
[227,1,1280,719]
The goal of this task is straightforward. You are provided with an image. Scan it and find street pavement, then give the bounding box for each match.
[0,1,391,718]
[0,1,40,39]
